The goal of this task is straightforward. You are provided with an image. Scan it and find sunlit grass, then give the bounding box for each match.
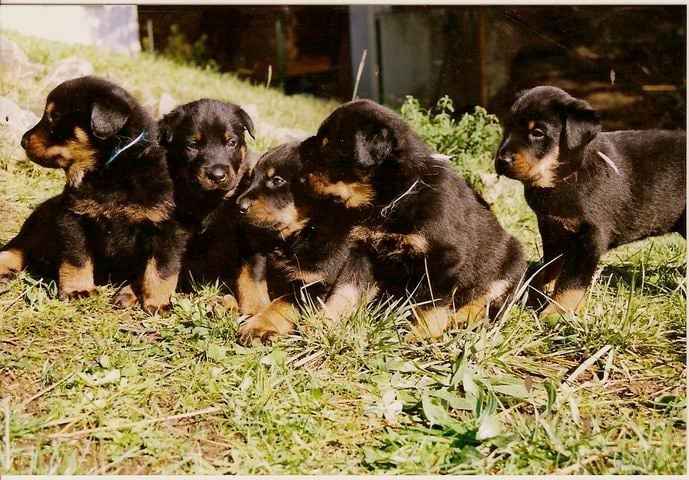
[0,31,686,474]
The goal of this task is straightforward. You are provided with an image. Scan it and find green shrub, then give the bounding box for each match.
[163,24,218,71]
[400,95,503,193]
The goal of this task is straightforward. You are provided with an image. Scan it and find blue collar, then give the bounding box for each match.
[105,129,147,166]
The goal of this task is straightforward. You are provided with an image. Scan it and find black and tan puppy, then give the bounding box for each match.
[234,142,372,345]
[157,99,258,291]
[0,76,184,313]
[495,85,686,316]
[298,99,526,338]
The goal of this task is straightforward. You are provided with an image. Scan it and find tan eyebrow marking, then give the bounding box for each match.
[194,131,203,142]
[528,120,535,130]
[267,167,275,178]
[321,137,329,147]
[223,131,231,142]
[46,102,55,114]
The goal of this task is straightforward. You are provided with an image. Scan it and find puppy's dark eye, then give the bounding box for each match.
[530,128,545,139]
[226,139,238,148]
[267,176,286,189]
[187,141,200,151]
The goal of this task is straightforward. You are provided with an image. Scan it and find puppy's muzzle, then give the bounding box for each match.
[205,164,229,184]
[494,151,514,176]
[20,132,31,150]
[238,196,251,215]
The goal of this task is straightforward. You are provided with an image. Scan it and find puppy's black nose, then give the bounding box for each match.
[494,151,512,175]
[206,164,229,183]
[238,197,251,215]
[20,132,30,150]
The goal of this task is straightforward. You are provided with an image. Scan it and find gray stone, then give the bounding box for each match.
[157,93,178,117]
[0,96,39,145]
[258,121,308,143]
[0,36,43,80]
[0,96,39,160]
[480,172,511,204]
[241,104,260,125]
[41,57,95,90]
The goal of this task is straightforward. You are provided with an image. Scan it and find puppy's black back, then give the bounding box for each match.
[595,130,685,243]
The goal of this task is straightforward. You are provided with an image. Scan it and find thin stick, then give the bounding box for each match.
[3,398,10,471]
[22,370,76,408]
[555,453,603,475]
[48,406,221,440]
[351,49,368,101]
[89,446,140,475]
[566,345,612,384]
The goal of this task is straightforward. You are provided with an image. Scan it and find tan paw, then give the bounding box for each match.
[0,249,25,282]
[142,302,172,316]
[538,288,586,319]
[222,293,239,312]
[112,285,139,309]
[237,316,280,347]
[58,287,98,301]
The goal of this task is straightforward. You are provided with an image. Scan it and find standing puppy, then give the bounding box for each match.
[0,76,185,313]
[299,99,526,338]
[495,86,686,316]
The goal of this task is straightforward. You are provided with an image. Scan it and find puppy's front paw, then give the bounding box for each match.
[222,294,239,312]
[237,316,279,347]
[58,260,96,301]
[113,284,139,309]
[142,302,172,316]
[0,249,25,282]
[538,288,586,319]
[58,287,98,301]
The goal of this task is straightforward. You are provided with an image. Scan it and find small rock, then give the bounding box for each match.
[259,121,308,143]
[480,172,510,204]
[0,36,43,80]
[0,96,39,145]
[157,93,178,117]
[41,57,94,90]
[241,104,260,125]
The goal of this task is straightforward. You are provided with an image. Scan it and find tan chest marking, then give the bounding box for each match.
[545,214,581,233]
[308,173,374,208]
[70,198,172,224]
[527,146,560,188]
[350,226,429,257]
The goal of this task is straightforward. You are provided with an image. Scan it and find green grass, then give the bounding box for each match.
[1,32,686,474]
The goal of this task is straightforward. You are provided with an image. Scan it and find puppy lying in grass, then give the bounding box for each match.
[0,76,185,313]
[495,86,686,317]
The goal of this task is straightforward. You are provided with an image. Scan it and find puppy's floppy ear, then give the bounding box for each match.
[353,127,393,170]
[237,107,255,140]
[511,88,529,103]
[157,109,183,146]
[91,94,131,140]
[563,97,601,151]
